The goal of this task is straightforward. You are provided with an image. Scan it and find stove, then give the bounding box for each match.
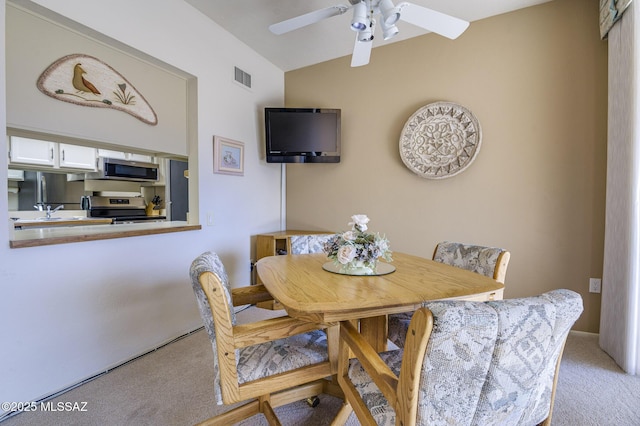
[86,196,166,223]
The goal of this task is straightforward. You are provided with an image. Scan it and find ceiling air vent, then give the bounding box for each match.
[234,66,252,89]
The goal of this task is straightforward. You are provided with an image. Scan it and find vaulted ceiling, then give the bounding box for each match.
[185,0,553,71]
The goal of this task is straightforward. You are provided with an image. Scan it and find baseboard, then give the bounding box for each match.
[569,330,599,337]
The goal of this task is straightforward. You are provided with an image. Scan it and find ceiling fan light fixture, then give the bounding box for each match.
[381,21,399,40]
[380,0,401,26]
[351,2,369,31]
[358,18,375,42]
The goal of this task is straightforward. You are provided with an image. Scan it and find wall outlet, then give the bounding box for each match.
[589,278,602,293]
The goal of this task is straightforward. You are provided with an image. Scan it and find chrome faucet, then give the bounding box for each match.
[46,204,64,219]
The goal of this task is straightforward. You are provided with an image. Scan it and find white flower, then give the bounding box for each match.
[323,214,393,274]
[342,230,356,241]
[337,245,357,264]
[349,214,370,232]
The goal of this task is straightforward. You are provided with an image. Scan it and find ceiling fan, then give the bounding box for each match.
[269,0,469,67]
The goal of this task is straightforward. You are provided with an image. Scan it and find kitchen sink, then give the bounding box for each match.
[34,216,88,221]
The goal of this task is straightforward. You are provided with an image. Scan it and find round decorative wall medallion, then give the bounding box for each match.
[399,101,482,179]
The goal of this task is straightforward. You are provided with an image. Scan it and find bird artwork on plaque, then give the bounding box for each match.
[36,53,158,125]
[72,63,101,95]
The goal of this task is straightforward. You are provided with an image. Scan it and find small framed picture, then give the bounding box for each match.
[213,136,244,176]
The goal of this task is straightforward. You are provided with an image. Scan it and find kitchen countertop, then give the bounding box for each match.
[10,221,201,248]
[14,217,114,229]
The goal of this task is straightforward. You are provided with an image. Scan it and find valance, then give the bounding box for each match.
[600,0,633,39]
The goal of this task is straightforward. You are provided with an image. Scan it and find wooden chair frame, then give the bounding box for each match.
[196,271,342,426]
[332,307,566,426]
[332,309,433,426]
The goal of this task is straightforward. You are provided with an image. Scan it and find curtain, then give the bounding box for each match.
[601,0,634,39]
[600,1,640,375]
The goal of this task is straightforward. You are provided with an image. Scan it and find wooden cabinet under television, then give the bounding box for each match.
[254,230,331,310]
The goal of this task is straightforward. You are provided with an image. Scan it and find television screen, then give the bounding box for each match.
[265,108,341,163]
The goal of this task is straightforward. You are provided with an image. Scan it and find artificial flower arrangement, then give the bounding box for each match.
[323,214,392,275]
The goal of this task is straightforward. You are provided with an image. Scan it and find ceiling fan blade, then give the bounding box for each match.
[269,5,350,35]
[397,2,469,40]
[351,35,373,67]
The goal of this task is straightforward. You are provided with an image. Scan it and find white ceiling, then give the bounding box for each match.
[184,0,553,71]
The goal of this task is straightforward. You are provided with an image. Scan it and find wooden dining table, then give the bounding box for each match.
[256,251,504,352]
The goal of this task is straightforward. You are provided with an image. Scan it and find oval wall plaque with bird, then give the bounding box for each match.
[36,53,158,126]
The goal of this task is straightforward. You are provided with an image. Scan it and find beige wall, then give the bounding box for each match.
[284,0,607,332]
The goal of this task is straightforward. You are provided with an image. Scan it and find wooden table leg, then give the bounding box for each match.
[359,315,387,352]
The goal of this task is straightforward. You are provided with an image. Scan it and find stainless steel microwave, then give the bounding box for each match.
[84,157,159,182]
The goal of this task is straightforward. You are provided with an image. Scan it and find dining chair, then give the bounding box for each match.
[431,241,511,283]
[332,289,583,426]
[189,251,341,425]
[388,241,510,348]
[290,233,334,255]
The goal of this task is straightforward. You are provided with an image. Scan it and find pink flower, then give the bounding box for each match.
[337,245,357,264]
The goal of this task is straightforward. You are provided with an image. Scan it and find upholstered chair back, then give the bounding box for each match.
[290,234,333,255]
[346,289,583,426]
[189,251,235,405]
[189,251,331,410]
[433,241,511,283]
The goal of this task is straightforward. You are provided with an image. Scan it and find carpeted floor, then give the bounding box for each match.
[551,331,640,425]
[2,312,640,425]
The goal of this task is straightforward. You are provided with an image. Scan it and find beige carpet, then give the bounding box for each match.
[3,317,640,425]
[552,331,640,425]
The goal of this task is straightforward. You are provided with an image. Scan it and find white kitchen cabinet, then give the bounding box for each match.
[9,136,96,171]
[9,136,56,167]
[59,144,96,170]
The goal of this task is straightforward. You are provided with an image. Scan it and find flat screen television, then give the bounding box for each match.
[264,107,341,163]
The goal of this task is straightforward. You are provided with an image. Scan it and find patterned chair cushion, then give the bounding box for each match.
[349,290,583,426]
[236,330,328,384]
[351,302,499,425]
[517,289,585,424]
[190,252,329,405]
[469,295,557,425]
[433,241,507,279]
[290,234,333,255]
